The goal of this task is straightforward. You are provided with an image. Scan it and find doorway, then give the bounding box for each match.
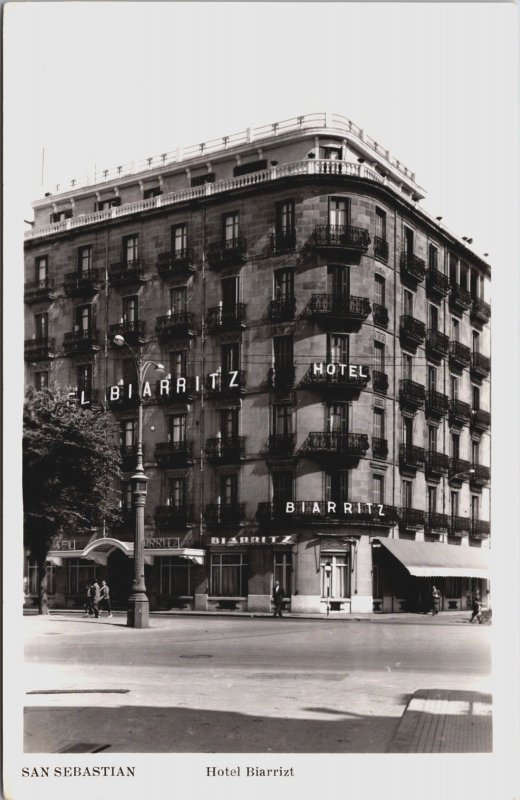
[107,549,133,610]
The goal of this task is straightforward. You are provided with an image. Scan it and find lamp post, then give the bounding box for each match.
[113,334,164,628]
[324,561,332,617]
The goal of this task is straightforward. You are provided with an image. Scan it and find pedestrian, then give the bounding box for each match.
[99,580,113,617]
[272,580,285,617]
[84,583,93,616]
[90,579,101,619]
[431,585,440,616]
[470,594,482,624]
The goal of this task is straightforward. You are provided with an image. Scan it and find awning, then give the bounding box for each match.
[48,538,205,567]
[378,538,490,579]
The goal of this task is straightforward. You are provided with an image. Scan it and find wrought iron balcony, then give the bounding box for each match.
[155,441,194,468]
[399,315,426,346]
[271,229,296,253]
[269,297,296,322]
[425,512,449,533]
[470,298,491,326]
[311,224,370,258]
[301,364,370,394]
[206,370,247,398]
[372,437,388,460]
[448,515,471,536]
[425,390,449,419]
[372,371,389,395]
[470,464,490,489]
[301,432,369,462]
[449,284,472,314]
[205,436,246,464]
[470,519,490,539]
[24,337,56,361]
[470,409,491,432]
[154,504,194,529]
[306,294,371,330]
[108,259,146,286]
[156,249,195,280]
[205,504,246,526]
[268,434,296,457]
[372,303,389,328]
[426,329,450,361]
[63,269,101,297]
[400,252,426,285]
[156,376,198,405]
[63,328,101,355]
[109,320,146,346]
[206,236,248,269]
[399,444,425,471]
[449,399,471,427]
[24,279,56,304]
[449,341,471,371]
[374,237,389,261]
[269,364,296,389]
[207,304,247,333]
[398,507,425,529]
[156,312,196,340]
[107,386,139,411]
[426,269,450,300]
[448,458,472,483]
[257,501,398,527]
[120,445,141,471]
[399,379,425,409]
[425,451,450,476]
[470,352,491,380]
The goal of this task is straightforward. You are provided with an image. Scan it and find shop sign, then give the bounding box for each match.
[210,535,296,546]
[144,537,180,549]
[50,538,80,551]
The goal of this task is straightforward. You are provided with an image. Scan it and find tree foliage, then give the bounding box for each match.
[23,389,122,613]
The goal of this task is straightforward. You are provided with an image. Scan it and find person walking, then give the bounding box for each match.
[431,585,440,616]
[272,581,285,617]
[470,593,483,624]
[99,580,113,617]
[84,583,93,616]
[90,579,101,619]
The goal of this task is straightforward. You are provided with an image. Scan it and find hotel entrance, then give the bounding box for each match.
[107,549,133,609]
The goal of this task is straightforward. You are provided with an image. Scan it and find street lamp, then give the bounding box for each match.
[324,561,332,617]
[113,334,164,628]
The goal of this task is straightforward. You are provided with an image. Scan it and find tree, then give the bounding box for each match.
[23,389,122,614]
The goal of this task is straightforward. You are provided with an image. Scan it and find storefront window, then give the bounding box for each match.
[320,554,350,599]
[445,577,461,597]
[26,559,54,595]
[211,553,248,597]
[273,552,292,596]
[68,558,98,595]
[159,557,192,596]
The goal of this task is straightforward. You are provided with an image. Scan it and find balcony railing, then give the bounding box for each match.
[449,458,472,482]
[269,297,296,322]
[301,364,370,393]
[399,444,425,471]
[449,399,471,427]
[372,437,388,460]
[156,249,195,279]
[108,259,146,286]
[268,434,296,457]
[449,284,472,313]
[399,379,425,409]
[372,371,389,395]
[156,312,196,340]
[470,298,491,326]
[449,341,471,371]
[470,464,491,488]
[63,329,101,356]
[256,501,398,527]
[425,451,450,475]
[399,315,426,346]
[271,229,296,253]
[426,329,450,360]
[155,441,194,468]
[448,515,471,536]
[425,512,449,533]
[306,294,371,329]
[110,321,146,348]
[470,352,491,380]
[24,337,56,361]
[398,508,425,529]
[470,519,490,539]
[24,279,56,303]
[63,269,101,297]
[312,224,370,257]
[205,436,246,464]
[425,390,449,419]
[301,432,369,461]
[372,303,389,328]
[374,237,389,261]
[205,504,246,526]
[400,252,426,285]
[154,505,194,529]
[470,409,491,432]
[426,269,450,299]
[269,364,296,389]
[206,236,248,269]
[207,304,247,333]
[206,370,247,397]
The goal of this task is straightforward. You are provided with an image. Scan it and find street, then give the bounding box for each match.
[24,613,492,753]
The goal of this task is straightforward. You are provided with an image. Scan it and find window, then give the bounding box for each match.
[221,342,240,374]
[470,271,479,300]
[34,312,48,340]
[168,415,186,444]
[451,433,460,460]
[35,256,48,282]
[472,385,480,411]
[327,265,349,298]
[221,276,239,311]
[373,408,385,439]
[170,287,187,314]
[445,577,461,597]
[326,470,349,504]
[427,485,437,513]
[190,173,215,187]
[123,235,138,265]
[429,304,439,331]
[401,480,413,508]
[374,274,385,305]
[68,559,97,595]
[220,408,239,439]
[472,330,480,354]
[329,197,350,228]
[167,477,186,508]
[35,371,48,390]
[375,208,387,241]
[160,557,192,596]
[451,318,460,342]
[403,289,413,316]
[274,552,292,596]
[328,333,349,364]
[96,198,121,211]
[120,420,137,448]
[76,364,92,394]
[223,212,239,244]
[428,366,437,392]
[471,495,480,521]
[428,244,438,271]
[220,474,238,506]
[404,226,414,254]
[428,425,437,452]
[321,554,350,598]
[450,491,459,516]
[274,268,294,301]
[78,246,92,275]
[450,375,459,401]
[172,223,188,255]
[323,147,342,160]
[328,404,348,434]
[276,200,295,234]
[123,296,138,328]
[143,186,162,199]
[402,416,413,447]
[75,304,92,333]
[373,474,384,504]
[449,254,458,286]
[374,341,385,372]
[402,353,413,381]
[272,472,293,505]
[273,404,293,436]
[274,336,293,370]
[121,357,135,387]
[50,210,72,223]
[471,440,480,465]
[233,159,268,177]
[210,553,248,597]
[170,350,187,379]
